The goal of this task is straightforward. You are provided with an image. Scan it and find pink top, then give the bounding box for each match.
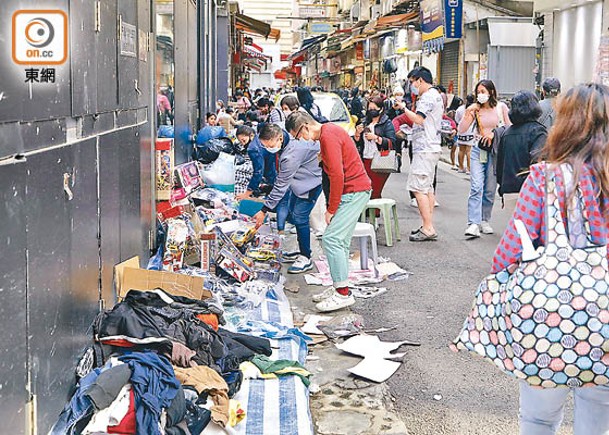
[458,102,511,135]
[157,94,171,112]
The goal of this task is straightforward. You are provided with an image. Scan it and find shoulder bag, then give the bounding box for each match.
[370,139,399,173]
[452,165,609,388]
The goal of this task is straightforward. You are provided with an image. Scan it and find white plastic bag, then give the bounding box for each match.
[201,152,235,186]
[309,191,327,234]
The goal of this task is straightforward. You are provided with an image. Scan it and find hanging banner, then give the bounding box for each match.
[444,0,462,39]
[356,42,364,61]
[420,0,445,53]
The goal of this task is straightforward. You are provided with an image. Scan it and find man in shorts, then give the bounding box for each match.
[401,67,443,241]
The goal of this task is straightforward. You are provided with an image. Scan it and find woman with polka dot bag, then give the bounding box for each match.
[452,83,609,434]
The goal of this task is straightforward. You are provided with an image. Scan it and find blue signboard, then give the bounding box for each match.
[445,0,463,39]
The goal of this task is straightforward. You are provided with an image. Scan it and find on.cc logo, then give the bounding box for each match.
[12,10,68,65]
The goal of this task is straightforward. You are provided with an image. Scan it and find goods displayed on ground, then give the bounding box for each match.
[50,148,314,435]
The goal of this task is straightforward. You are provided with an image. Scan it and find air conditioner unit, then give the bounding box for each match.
[351,0,360,21]
[381,0,393,15]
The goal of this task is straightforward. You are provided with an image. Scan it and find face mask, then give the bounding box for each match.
[368,109,381,118]
[411,84,419,96]
[265,146,281,154]
[395,96,404,102]
[477,93,490,104]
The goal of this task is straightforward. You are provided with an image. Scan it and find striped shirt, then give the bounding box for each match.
[491,162,609,273]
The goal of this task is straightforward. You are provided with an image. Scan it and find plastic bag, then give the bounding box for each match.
[196,126,225,144]
[318,313,365,339]
[158,125,174,138]
[201,152,235,187]
[309,191,327,235]
[193,138,237,163]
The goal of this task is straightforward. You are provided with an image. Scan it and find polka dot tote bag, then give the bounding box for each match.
[452,167,609,387]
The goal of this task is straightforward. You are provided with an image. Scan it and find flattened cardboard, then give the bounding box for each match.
[114,256,211,300]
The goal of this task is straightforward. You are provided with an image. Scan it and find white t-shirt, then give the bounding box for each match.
[455,105,475,146]
[411,87,443,153]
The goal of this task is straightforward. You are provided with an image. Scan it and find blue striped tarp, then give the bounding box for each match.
[203,284,314,435]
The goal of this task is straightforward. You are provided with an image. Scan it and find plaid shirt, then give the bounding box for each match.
[491,162,609,273]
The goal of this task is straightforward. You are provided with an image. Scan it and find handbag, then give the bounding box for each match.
[370,140,399,173]
[475,111,493,152]
[452,165,609,388]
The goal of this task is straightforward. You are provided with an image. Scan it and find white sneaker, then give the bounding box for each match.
[480,221,494,234]
[316,292,355,312]
[312,286,336,303]
[288,255,313,274]
[434,200,440,208]
[410,198,418,208]
[465,223,481,238]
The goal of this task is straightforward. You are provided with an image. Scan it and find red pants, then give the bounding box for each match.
[363,158,390,199]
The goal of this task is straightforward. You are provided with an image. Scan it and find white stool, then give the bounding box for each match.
[352,223,379,274]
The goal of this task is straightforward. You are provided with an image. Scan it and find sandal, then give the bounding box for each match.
[410,226,423,235]
[409,229,438,242]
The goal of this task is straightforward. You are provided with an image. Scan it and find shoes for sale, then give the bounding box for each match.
[465,223,481,238]
[480,221,494,234]
[316,291,355,312]
[288,256,313,274]
[311,286,336,303]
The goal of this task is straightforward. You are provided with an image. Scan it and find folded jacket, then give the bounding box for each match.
[173,366,230,427]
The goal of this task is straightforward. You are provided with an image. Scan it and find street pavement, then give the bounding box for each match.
[349,155,574,435]
[286,149,575,434]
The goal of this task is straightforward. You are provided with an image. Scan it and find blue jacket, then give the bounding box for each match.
[119,352,181,435]
[246,135,277,193]
[246,131,290,193]
[49,363,114,434]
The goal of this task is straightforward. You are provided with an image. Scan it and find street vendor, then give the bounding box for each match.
[252,123,323,275]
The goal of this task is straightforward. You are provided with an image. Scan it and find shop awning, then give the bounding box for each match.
[243,43,272,60]
[376,11,419,29]
[288,35,327,61]
[235,13,281,41]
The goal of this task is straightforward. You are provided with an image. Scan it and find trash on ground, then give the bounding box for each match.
[302,314,334,335]
[350,285,387,299]
[318,313,365,339]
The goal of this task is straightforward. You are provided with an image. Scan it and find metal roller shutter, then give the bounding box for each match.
[440,41,459,94]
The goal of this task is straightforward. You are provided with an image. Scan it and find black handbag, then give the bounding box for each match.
[383,58,397,74]
[475,111,493,152]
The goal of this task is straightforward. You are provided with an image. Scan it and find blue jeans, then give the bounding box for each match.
[467,146,496,225]
[519,381,609,434]
[275,191,291,232]
[288,185,322,258]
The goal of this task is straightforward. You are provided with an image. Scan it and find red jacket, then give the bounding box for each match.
[320,123,371,214]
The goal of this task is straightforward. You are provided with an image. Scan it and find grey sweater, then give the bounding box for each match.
[262,139,322,212]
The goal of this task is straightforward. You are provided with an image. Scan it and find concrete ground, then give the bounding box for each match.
[284,148,574,435]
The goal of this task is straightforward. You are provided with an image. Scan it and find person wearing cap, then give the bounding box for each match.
[539,77,561,130]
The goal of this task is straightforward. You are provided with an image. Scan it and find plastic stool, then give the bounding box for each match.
[352,222,378,274]
[360,198,401,246]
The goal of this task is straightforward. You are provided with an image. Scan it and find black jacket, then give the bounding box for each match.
[496,121,547,195]
[354,114,397,156]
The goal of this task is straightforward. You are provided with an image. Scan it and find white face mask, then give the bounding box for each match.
[477,93,490,105]
[411,85,419,96]
[265,146,281,154]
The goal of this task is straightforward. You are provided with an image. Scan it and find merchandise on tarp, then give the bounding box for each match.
[52,170,316,435]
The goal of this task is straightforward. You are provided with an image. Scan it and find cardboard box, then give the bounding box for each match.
[156,138,174,201]
[114,256,211,300]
